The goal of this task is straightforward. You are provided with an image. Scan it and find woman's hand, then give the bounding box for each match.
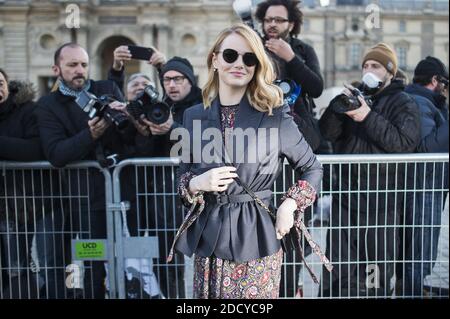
[189,166,238,194]
[275,198,297,239]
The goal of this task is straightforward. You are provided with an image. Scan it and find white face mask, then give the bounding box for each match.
[362,72,383,89]
[361,72,383,95]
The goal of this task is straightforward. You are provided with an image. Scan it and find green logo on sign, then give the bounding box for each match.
[75,241,105,259]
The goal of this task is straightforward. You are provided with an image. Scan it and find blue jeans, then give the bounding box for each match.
[404,191,444,297]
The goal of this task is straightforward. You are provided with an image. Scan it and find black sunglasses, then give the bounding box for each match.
[217,48,258,67]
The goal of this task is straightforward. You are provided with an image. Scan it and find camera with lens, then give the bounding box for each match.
[75,90,129,130]
[330,86,373,114]
[127,84,171,125]
[274,78,301,107]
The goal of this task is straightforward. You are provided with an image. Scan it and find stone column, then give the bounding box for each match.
[2,5,29,80]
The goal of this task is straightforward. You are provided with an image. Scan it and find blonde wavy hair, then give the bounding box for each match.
[202,23,283,115]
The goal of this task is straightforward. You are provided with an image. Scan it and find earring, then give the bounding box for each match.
[213,67,218,72]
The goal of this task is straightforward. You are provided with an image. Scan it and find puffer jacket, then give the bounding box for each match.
[0,81,46,224]
[319,80,421,209]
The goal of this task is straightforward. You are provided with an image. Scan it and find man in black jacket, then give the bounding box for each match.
[35,43,134,299]
[319,43,421,297]
[403,57,449,297]
[0,69,65,298]
[255,0,324,152]
[1,69,42,298]
[255,0,325,297]
[136,57,202,298]
[107,50,201,297]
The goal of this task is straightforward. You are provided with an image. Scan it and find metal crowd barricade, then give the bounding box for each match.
[1,154,448,299]
[111,158,183,299]
[0,161,115,299]
[314,153,449,299]
[111,154,449,299]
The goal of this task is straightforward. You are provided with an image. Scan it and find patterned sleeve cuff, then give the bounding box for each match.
[281,180,317,212]
[178,172,204,207]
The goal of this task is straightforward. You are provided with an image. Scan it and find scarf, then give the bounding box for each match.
[58,79,91,98]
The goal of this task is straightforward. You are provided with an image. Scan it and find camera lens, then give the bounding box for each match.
[147,102,171,125]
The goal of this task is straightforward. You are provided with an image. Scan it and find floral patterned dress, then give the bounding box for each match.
[174,104,323,299]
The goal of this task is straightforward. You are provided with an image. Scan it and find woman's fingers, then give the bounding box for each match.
[218,172,239,180]
[215,185,229,192]
[275,228,289,240]
[215,178,235,186]
[214,166,237,173]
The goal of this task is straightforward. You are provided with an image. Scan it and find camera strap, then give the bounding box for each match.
[95,143,120,169]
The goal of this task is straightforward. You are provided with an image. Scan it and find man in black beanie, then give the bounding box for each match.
[403,56,448,297]
[141,56,202,135]
[135,56,202,299]
[107,47,202,298]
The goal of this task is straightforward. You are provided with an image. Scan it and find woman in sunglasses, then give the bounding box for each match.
[169,24,328,299]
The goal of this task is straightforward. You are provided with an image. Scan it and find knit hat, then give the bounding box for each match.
[160,56,196,85]
[414,56,449,80]
[362,43,398,76]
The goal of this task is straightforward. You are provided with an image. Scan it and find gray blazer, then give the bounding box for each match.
[175,96,323,262]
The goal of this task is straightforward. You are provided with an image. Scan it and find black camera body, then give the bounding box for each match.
[127,84,171,125]
[330,87,373,114]
[75,90,129,130]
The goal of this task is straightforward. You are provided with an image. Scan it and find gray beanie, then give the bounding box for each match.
[160,56,196,85]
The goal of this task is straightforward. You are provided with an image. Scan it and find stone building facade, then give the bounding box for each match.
[0,0,448,97]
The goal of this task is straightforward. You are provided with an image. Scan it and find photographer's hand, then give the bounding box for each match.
[88,117,110,140]
[109,101,151,136]
[112,46,132,71]
[345,96,371,122]
[141,112,174,135]
[148,47,167,69]
[108,100,128,112]
[132,115,151,137]
[265,38,295,62]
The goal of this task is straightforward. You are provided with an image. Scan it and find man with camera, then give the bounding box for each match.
[109,49,202,297]
[35,43,135,298]
[136,57,202,298]
[255,0,324,152]
[403,56,449,297]
[251,0,325,297]
[319,43,421,297]
[108,47,202,140]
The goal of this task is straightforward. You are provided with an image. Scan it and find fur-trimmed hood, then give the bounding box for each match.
[8,80,36,106]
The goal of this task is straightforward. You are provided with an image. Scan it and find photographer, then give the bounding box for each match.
[252,0,324,297]
[35,43,135,299]
[135,57,202,298]
[255,0,324,151]
[108,51,202,298]
[318,43,421,297]
[108,45,166,94]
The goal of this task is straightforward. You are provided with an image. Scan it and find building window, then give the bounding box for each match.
[399,20,406,33]
[337,0,364,5]
[350,43,361,68]
[397,47,408,69]
[303,19,310,32]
